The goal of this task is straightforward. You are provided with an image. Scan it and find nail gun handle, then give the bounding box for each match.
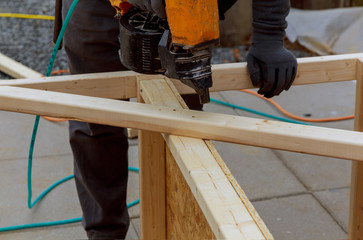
[53,0,63,49]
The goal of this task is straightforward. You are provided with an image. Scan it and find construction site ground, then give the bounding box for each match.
[0,1,353,240]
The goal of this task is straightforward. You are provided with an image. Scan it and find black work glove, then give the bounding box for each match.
[247,0,297,98]
[127,0,166,18]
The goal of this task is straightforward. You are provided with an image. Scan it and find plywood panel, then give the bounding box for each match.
[140,78,269,239]
[166,147,216,239]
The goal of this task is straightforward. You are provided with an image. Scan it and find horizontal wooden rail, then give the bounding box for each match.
[0,52,42,79]
[0,86,362,162]
[0,53,361,98]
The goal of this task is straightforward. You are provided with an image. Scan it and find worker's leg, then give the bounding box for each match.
[69,121,130,239]
[63,0,202,239]
[62,0,130,239]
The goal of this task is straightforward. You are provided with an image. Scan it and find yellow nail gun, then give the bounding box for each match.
[110,0,221,104]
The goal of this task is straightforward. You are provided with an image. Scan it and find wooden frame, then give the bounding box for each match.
[1,52,363,239]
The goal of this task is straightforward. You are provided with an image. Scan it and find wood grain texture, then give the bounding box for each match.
[138,84,166,240]
[0,84,363,162]
[205,141,273,239]
[140,78,268,239]
[0,52,42,79]
[138,130,166,240]
[167,78,272,238]
[1,53,361,99]
[0,70,139,99]
[348,58,363,240]
[1,86,363,162]
[165,147,216,240]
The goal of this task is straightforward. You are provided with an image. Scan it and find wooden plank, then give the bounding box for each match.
[0,52,42,79]
[0,53,361,99]
[0,54,141,138]
[205,141,274,239]
[1,86,363,161]
[140,77,216,239]
[139,78,269,239]
[127,128,138,139]
[138,130,166,239]
[166,77,272,238]
[0,53,140,99]
[348,58,363,240]
[165,147,216,239]
[0,70,140,99]
[137,83,166,240]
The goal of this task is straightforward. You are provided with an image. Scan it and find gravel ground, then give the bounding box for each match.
[0,0,68,79]
[0,0,313,79]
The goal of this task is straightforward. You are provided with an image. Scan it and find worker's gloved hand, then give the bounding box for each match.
[247,42,297,98]
[127,0,166,18]
[247,0,297,98]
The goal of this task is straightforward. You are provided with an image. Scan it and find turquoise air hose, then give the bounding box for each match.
[0,0,139,232]
[0,0,328,233]
[27,0,78,210]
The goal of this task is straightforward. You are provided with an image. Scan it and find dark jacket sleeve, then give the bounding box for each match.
[218,0,237,20]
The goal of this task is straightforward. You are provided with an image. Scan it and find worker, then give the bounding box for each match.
[61,0,296,239]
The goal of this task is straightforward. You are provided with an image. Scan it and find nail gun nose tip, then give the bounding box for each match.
[198,89,210,104]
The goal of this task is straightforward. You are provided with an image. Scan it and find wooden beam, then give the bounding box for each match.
[0,70,140,99]
[349,58,363,240]
[205,140,273,239]
[159,78,272,238]
[138,129,166,240]
[165,146,216,239]
[139,78,269,239]
[0,53,361,99]
[137,81,167,240]
[0,86,362,162]
[0,52,42,79]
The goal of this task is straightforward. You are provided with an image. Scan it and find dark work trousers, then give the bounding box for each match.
[62,0,202,239]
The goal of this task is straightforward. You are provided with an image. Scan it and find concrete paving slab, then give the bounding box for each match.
[0,155,75,216]
[204,92,239,115]
[314,188,350,232]
[128,145,139,169]
[127,146,141,239]
[125,224,139,240]
[128,137,139,146]
[0,147,141,239]
[274,150,351,191]
[0,223,86,240]
[131,218,141,239]
[212,141,306,201]
[220,82,355,131]
[127,146,140,219]
[0,223,139,240]
[262,82,356,131]
[220,90,287,120]
[253,194,347,240]
[0,111,71,161]
[0,155,83,239]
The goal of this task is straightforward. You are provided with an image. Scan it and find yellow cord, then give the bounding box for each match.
[0,13,54,20]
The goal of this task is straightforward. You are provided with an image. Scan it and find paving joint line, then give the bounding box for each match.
[251,191,308,202]
[0,152,73,162]
[271,149,348,233]
[131,218,140,239]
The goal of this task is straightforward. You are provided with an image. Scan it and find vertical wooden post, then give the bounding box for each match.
[137,79,166,240]
[349,58,363,240]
